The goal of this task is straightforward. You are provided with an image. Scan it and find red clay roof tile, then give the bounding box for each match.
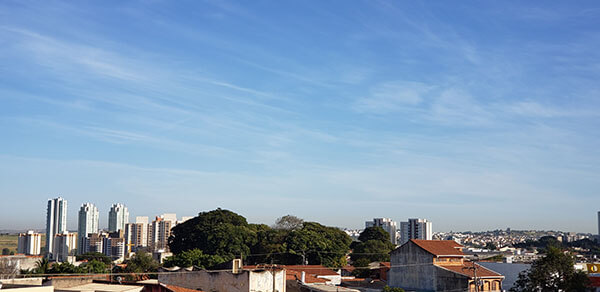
[436,262,503,278]
[411,240,464,256]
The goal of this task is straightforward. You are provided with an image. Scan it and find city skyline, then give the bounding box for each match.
[1,1,600,233]
[4,195,600,235]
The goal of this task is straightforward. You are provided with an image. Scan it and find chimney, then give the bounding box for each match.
[301,271,306,283]
[232,258,242,274]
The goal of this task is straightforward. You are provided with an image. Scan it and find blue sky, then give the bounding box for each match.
[1,1,599,233]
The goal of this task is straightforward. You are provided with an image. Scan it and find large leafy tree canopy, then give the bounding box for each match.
[76,252,112,265]
[163,249,226,269]
[273,215,304,230]
[285,222,353,268]
[169,208,256,266]
[168,209,352,268]
[350,227,396,277]
[122,252,159,274]
[510,246,589,292]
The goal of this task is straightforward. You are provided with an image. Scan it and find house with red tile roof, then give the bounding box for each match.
[389,240,504,292]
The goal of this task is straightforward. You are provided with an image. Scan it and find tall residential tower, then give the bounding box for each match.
[46,197,67,258]
[400,218,432,244]
[78,203,99,253]
[108,203,129,232]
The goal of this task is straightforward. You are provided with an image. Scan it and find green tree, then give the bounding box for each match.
[286,222,352,268]
[76,252,112,265]
[382,286,405,292]
[169,208,256,261]
[350,227,395,278]
[122,252,159,274]
[81,260,109,274]
[358,227,390,243]
[34,258,49,274]
[48,262,82,274]
[2,248,10,255]
[273,215,304,231]
[168,209,352,268]
[163,249,226,269]
[485,242,497,251]
[248,224,288,265]
[510,246,590,292]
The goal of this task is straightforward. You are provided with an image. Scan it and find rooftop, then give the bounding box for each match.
[410,240,464,257]
[436,262,504,279]
[57,283,143,292]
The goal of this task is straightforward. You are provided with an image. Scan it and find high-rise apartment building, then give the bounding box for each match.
[125,216,149,255]
[102,236,125,261]
[108,203,129,232]
[400,218,432,244]
[53,231,77,263]
[365,218,398,245]
[149,214,176,252]
[81,232,106,254]
[78,203,99,253]
[46,197,68,258]
[17,231,42,255]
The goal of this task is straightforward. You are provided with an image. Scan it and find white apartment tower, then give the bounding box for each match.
[77,203,99,253]
[46,197,67,258]
[365,218,398,245]
[18,231,42,255]
[400,218,433,244]
[108,203,129,232]
[53,231,77,263]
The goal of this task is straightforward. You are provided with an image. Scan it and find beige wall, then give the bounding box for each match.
[0,286,54,292]
[0,278,44,286]
[159,269,286,292]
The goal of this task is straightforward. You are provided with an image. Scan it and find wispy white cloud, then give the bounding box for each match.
[354,81,431,114]
[505,100,598,118]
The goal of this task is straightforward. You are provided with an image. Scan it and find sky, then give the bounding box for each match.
[1,1,600,233]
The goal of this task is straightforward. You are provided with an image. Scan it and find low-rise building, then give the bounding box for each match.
[158,267,286,292]
[389,239,504,292]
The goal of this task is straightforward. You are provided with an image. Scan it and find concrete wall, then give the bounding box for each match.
[433,266,468,292]
[0,286,54,292]
[158,269,285,292]
[44,276,108,289]
[249,269,286,292]
[0,255,43,272]
[388,242,435,291]
[0,278,44,286]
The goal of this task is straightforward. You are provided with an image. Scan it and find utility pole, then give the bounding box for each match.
[463,256,480,292]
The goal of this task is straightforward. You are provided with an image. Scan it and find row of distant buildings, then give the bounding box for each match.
[363,217,432,245]
[17,197,192,263]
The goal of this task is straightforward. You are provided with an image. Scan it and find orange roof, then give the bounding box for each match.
[380,262,390,268]
[164,284,203,292]
[437,262,503,278]
[411,240,464,256]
